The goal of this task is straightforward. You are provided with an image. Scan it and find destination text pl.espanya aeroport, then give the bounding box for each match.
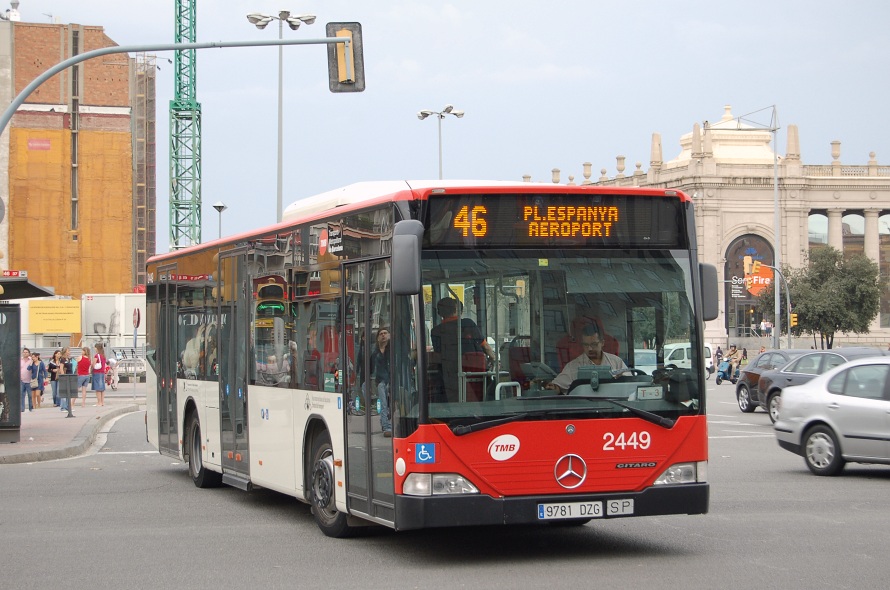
[523,205,619,238]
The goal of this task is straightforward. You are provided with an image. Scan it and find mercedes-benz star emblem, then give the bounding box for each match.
[554,454,587,489]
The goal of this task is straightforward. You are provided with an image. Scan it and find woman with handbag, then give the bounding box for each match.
[30,352,43,410]
[92,343,108,407]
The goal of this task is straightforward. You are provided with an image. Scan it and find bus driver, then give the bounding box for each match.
[546,323,629,394]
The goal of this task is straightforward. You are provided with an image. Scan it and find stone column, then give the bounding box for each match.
[864,209,880,262]
[827,209,844,251]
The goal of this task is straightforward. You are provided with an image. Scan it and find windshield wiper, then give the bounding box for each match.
[598,398,675,429]
[516,395,675,429]
[451,413,531,436]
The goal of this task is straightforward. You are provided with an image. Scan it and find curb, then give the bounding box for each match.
[0,404,141,465]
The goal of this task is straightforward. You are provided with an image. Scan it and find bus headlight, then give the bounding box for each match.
[403,473,479,496]
[653,461,707,485]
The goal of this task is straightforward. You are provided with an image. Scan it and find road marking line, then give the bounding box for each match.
[709,434,774,439]
[98,451,156,455]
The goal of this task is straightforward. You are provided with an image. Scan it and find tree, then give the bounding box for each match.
[756,247,885,349]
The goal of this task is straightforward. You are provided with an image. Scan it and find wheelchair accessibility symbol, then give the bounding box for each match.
[415,443,436,464]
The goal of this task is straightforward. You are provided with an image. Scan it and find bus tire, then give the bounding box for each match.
[309,431,353,538]
[187,412,221,489]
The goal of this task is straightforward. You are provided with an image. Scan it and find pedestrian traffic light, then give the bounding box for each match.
[790,313,798,327]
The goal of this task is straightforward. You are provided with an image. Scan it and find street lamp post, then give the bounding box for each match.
[417,104,464,179]
[246,10,316,222]
[212,201,227,240]
[764,264,793,350]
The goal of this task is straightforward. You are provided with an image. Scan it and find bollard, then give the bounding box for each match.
[59,374,78,418]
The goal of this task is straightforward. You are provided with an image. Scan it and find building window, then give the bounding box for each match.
[841,213,864,260]
[808,213,828,251]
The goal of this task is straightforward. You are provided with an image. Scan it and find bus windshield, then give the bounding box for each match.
[419,249,703,428]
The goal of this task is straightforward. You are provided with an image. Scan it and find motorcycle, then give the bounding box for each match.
[715,360,738,385]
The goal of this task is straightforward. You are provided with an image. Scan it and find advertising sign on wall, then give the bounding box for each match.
[29,300,81,333]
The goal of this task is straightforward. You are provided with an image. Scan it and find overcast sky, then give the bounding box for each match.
[14,0,890,252]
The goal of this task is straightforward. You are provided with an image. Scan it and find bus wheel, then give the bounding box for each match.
[187,412,221,489]
[310,432,353,538]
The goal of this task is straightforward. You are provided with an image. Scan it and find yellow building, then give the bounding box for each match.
[0,17,156,306]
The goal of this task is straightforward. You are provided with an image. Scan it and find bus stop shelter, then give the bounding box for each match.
[0,277,55,443]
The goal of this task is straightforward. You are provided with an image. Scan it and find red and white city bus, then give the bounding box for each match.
[145,180,719,537]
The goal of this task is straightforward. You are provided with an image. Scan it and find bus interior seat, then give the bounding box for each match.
[321,325,339,372]
[508,344,532,387]
[462,351,487,402]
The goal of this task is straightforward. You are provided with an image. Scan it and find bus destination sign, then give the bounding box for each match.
[426,193,685,249]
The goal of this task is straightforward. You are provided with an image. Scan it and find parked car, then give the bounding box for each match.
[774,357,890,476]
[115,358,147,383]
[736,349,810,413]
[757,347,886,423]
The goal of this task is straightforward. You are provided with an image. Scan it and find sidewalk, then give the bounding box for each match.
[0,385,146,465]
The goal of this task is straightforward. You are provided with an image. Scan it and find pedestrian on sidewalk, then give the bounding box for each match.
[48,350,62,407]
[59,347,73,412]
[77,346,91,408]
[32,353,47,409]
[20,348,34,412]
[92,343,108,407]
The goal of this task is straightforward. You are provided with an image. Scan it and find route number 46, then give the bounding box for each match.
[454,205,488,237]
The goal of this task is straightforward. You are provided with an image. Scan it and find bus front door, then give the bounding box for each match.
[218,251,250,484]
[343,260,395,525]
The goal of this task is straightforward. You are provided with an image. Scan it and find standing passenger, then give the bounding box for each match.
[370,327,392,436]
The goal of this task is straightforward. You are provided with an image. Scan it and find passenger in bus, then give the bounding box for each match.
[370,326,392,436]
[546,323,629,394]
[429,297,496,403]
[302,323,322,390]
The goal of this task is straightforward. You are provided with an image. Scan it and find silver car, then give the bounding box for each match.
[774,357,890,476]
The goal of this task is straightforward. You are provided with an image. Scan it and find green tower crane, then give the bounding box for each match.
[169,0,201,249]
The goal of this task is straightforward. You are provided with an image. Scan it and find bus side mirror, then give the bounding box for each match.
[700,263,719,321]
[392,220,424,295]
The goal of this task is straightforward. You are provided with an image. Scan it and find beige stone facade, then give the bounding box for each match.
[544,106,890,349]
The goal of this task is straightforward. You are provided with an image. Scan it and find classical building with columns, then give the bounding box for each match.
[541,106,890,349]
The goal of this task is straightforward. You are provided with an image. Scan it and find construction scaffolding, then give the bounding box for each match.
[132,52,157,286]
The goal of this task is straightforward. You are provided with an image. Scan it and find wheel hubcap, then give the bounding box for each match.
[312,451,335,511]
[769,397,780,420]
[190,423,202,476]
[807,432,835,468]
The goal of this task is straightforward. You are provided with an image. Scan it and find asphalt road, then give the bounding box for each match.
[2,382,889,589]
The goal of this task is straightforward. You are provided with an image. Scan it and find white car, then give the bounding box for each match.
[774,357,890,476]
[662,341,714,379]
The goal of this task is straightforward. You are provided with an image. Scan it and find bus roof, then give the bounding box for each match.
[149,180,688,264]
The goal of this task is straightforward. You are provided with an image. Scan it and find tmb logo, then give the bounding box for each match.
[488,434,520,461]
